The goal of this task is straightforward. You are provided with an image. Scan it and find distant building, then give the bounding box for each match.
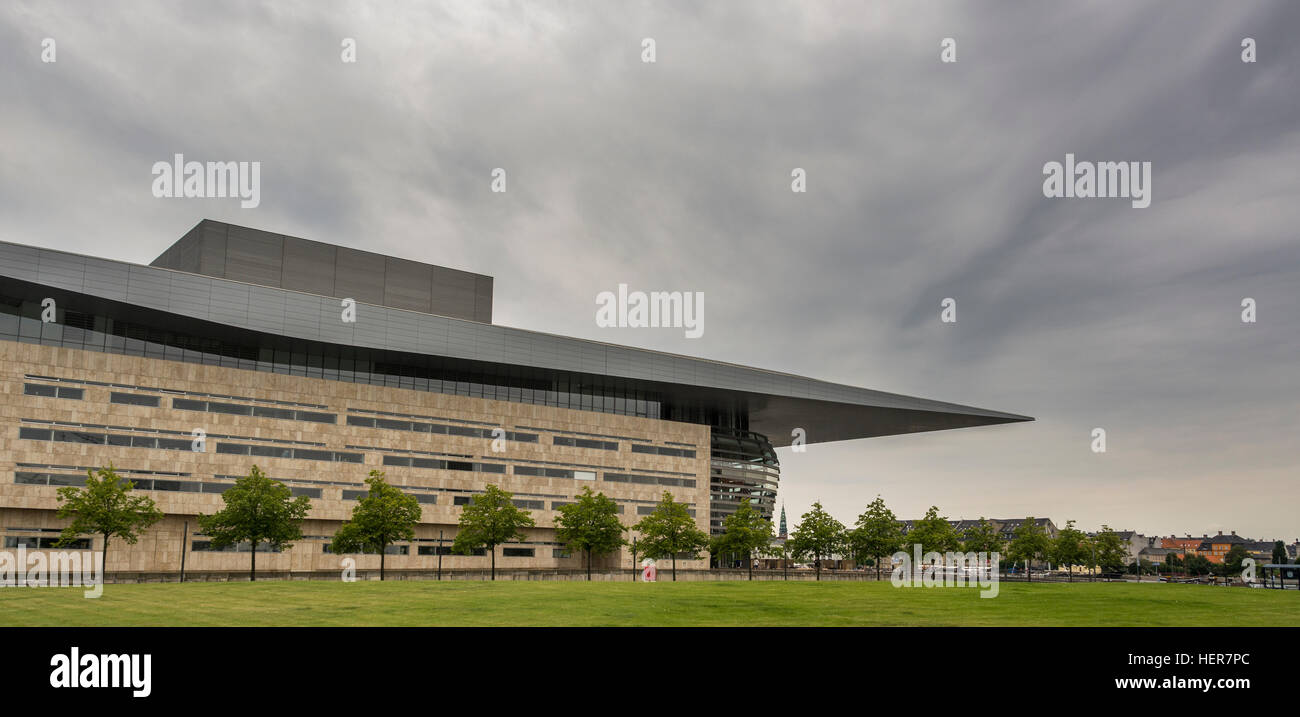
[896,517,1058,544]
[1192,532,1249,564]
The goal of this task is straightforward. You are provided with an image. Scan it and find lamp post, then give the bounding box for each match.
[179,520,188,583]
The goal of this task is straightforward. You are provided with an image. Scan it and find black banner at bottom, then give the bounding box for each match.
[1,627,1291,705]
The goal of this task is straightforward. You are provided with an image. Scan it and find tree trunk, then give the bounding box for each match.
[380,549,386,581]
[672,554,677,582]
[490,546,496,581]
[586,549,592,581]
[876,554,882,582]
[747,551,753,581]
[250,541,257,582]
[1026,559,1031,583]
[815,554,821,581]
[100,534,109,579]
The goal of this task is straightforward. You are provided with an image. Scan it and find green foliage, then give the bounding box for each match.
[554,487,627,579]
[846,496,903,580]
[1184,554,1213,576]
[329,470,422,580]
[631,492,710,581]
[709,502,774,579]
[1006,517,1050,580]
[961,517,1004,555]
[906,506,961,555]
[1050,520,1088,579]
[1091,525,1127,572]
[54,464,164,566]
[787,501,846,579]
[453,484,536,579]
[1271,541,1287,565]
[198,465,312,580]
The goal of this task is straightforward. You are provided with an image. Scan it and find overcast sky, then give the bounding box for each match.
[3,1,1298,541]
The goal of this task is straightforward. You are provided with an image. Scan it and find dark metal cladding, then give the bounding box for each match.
[150,219,493,323]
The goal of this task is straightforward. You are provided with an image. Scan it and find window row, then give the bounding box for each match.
[346,414,537,442]
[630,444,696,459]
[15,471,321,498]
[341,489,437,504]
[192,540,282,553]
[23,372,328,410]
[19,426,197,451]
[216,443,363,463]
[512,466,596,481]
[551,501,625,514]
[602,472,697,489]
[449,495,545,511]
[637,505,696,517]
[23,383,84,400]
[3,536,92,550]
[553,436,618,451]
[381,455,506,473]
[174,398,336,424]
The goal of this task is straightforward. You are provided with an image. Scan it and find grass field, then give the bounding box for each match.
[1,580,1297,627]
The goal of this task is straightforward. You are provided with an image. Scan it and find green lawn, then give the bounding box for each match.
[1,580,1295,627]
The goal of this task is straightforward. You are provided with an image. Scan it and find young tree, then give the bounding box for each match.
[1050,520,1088,581]
[1092,525,1127,575]
[554,487,627,580]
[452,484,536,580]
[1184,554,1212,576]
[329,470,421,581]
[54,464,163,573]
[1165,552,1183,577]
[1271,541,1287,565]
[631,492,710,582]
[907,506,961,556]
[709,502,774,581]
[198,465,311,581]
[787,501,846,581]
[846,496,903,581]
[1006,517,1049,582]
[961,517,1004,556]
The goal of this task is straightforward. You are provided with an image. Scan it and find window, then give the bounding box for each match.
[631,444,695,459]
[23,383,83,399]
[23,383,55,397]
[4,536,92,550]
[554,436,618,451]
[110,392,160,407]
[418,545,485,556]
[502,547,535,558]
[174,398,334,425]
[573,470,596,481]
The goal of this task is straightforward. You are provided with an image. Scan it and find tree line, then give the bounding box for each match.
[48,468,1276,582]
[47,464,719,581]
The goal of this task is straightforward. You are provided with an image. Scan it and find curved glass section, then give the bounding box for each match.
[709,427,780,535]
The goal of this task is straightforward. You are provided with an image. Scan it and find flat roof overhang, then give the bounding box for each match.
[0,238,1032,446]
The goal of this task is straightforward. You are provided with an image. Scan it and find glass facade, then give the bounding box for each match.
[709,428,780,535]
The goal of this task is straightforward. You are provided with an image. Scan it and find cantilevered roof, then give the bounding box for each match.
[0,235,1031,447]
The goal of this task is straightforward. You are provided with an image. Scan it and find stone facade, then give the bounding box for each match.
[0,341,711,575]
